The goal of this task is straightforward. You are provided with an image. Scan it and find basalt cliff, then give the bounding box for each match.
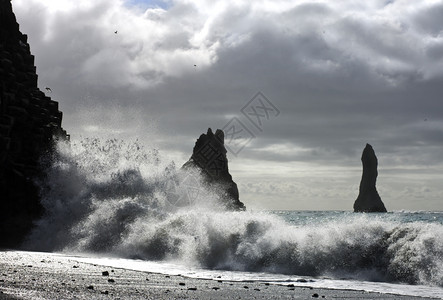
[353,144,387,213]
[0,0,68,247]
[183,128,245,210]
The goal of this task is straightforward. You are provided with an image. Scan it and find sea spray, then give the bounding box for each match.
[25,138,222,251]
[24,138,443,287]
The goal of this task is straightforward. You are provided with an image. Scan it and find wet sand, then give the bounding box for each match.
[0,251,438,299]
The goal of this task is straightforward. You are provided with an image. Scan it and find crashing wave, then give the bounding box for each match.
[24,138,443,287]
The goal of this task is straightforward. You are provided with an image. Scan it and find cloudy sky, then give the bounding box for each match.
[12,0,443,211]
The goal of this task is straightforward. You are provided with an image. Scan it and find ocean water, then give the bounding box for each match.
[24,138,443,298]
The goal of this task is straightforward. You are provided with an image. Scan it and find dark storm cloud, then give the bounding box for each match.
[413,2,443,36]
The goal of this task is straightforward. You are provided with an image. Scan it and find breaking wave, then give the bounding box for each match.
[24,138,443,287]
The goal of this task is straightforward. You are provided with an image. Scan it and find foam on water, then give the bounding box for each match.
[24,138,443,293]
[67,255,443,299]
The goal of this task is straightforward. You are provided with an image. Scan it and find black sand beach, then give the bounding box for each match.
[0,251,438,300]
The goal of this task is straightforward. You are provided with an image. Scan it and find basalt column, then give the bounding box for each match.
[0,0,68,247]
[183,128,245,210]
[353,144,387,213]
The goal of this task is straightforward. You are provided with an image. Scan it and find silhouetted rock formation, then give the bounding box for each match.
[353,144,387,213]
[183,128,245,210]
[0,0,68,247]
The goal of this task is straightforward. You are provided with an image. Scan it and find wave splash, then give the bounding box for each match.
[25,138,443,287]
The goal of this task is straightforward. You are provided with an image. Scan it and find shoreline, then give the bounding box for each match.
[0,250,440,300]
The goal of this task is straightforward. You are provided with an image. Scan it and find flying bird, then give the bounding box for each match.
[114,30,118,34]
[45,87,52,93]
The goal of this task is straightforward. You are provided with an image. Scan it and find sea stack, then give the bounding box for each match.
[0,0,68,247]
[353,144,387,212]
[182,128,245,210]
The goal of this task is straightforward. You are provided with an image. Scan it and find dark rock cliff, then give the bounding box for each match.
[0,0,68,247]
[182,128,245,210]
[353,144,387,213]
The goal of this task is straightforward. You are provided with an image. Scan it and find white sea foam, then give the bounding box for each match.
[67,254,443,299]
[23,138,443,293]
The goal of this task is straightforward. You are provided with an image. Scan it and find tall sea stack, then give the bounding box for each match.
[0,0,68,247]
[183,128,245,210]
[353,144,387,212]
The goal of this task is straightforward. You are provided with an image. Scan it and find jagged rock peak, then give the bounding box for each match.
[353,144,387,213]
[0,0,69,247]
[183,128,245,211]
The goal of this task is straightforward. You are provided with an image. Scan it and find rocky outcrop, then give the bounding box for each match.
[182,128,245,210]
[353,144,387,213]
[0,0,68,247]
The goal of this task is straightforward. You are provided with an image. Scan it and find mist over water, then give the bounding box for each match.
[24,138,443,288]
